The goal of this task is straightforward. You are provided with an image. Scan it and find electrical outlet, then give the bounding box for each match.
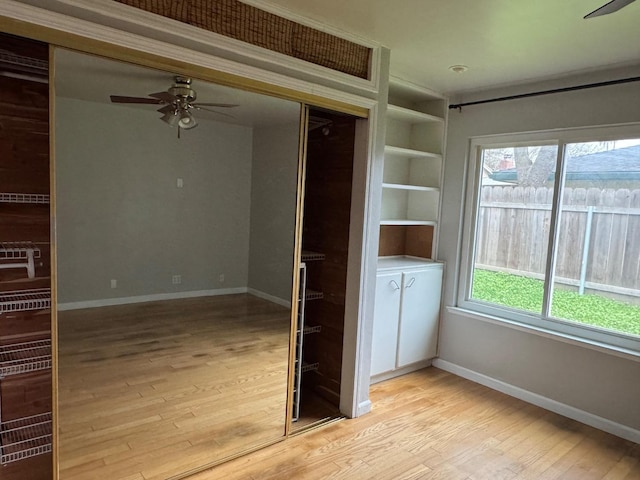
[172,275,182,285]
[177,178,184,188]
[110,279,117,289]
[219,274,225,283]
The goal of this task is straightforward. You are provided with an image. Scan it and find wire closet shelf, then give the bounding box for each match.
[0,413,52,465]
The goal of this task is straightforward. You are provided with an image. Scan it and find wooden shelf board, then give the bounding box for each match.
[384,145,441,159]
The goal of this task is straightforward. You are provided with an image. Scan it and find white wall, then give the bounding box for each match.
[248,122,300,303]
[55,97,253,303]
[438,67,640,436]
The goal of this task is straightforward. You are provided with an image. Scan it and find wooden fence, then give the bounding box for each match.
[476,186,640,296]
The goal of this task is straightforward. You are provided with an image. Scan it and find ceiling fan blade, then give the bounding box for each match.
[110,95,163,104]
[193,102,239,108]
[149,91,177,103]
[584,0,636,18]
[193,105,235,118]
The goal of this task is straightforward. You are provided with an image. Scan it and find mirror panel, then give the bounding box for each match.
[54,49,301,479]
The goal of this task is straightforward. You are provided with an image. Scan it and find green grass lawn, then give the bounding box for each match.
[472,269,640,336]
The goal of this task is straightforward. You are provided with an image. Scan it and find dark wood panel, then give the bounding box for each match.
[301,111,356,407]
[0,32,48,61]
[0,32,52,479]
[0,371,52,421]
[378,225,433,258]
[0,310,51,343]
[1,453,52,480]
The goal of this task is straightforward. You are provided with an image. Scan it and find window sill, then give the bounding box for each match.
[446,306,640,363]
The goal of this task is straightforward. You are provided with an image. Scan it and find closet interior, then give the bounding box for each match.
[292,109,356,431]
[0,33,52,480]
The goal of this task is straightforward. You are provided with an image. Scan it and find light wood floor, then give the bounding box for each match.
[187,368,640,480]
[57,294,291,480]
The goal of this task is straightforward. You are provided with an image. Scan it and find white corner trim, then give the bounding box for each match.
[246,288,291,308]
[432,358,640,444]
[57,287,247,311]
[356,399,372,417]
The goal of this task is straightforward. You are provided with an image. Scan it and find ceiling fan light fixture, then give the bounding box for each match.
[178,110,198,129]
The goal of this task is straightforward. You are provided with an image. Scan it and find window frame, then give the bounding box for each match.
[457,123,640,356]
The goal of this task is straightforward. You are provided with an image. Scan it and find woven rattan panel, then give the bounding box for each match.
[114,0,371,79]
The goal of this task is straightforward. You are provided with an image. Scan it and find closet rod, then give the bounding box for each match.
[449,76,640,111]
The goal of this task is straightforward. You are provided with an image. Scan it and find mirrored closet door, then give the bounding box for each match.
[53,48,303,480]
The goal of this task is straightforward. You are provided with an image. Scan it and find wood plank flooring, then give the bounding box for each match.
[186,368,640,480]
[57,294,291,480]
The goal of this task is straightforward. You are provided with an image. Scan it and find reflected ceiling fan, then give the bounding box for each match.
[110,76,238,135]
[584,0,637,18]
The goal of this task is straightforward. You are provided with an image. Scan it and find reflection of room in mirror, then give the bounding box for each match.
[57,295,290,480]
[54,48,301,479]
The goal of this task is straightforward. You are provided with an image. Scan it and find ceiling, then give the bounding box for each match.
[262,0,640,94]
[54,49,301,127]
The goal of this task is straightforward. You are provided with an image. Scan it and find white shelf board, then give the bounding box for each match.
[377,255,443,271]
[379,219,437,226]
[387,104,443,123]
[384,145,442,159]
[382,183,439,192]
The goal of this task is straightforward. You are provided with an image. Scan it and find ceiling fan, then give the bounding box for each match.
[110,76,238,134]
[584,0,637,18]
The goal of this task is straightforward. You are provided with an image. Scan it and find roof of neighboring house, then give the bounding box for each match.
[490,144,640,182]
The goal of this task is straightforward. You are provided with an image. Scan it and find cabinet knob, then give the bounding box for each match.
[405,277,416,288]
[389,280,401,290]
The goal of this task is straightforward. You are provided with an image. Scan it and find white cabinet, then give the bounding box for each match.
[396,267,442,367]
[371,258,443,380]
[370,271,402,376]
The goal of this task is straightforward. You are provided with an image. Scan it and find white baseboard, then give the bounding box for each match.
[57,287,248,311]
[247,288,291,308]
[432,359,640,444]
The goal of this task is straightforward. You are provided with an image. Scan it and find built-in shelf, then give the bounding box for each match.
[387,104,443,124]
[305,290,323,301]
[0,193,50,204]
[380,220,437,226]
[384,145,441,160]
[301,251,325,262]
[382,183,439,192]
[0,413,52,465]
[380,77,447,260]
[0,340,52,377]
[0,289,51,314]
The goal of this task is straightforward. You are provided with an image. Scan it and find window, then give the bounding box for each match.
[459,125,640,354]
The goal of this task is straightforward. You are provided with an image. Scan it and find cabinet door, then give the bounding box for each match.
[371,272,402,376]
[397,267,443,367]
